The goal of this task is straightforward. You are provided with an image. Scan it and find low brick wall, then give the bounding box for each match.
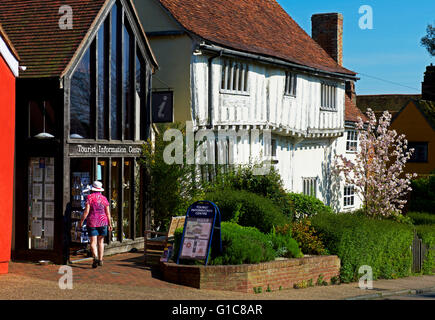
[161,255,340,293]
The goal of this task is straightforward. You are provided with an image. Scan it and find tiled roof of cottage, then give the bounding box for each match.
[0,0,107,78]
[345,94,367,123]
[356,94,422,118]
[0,0,157,79]
[157,0,356,77]
[0,22,19,61]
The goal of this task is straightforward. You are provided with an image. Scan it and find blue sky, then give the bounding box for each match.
[277,0,435,95]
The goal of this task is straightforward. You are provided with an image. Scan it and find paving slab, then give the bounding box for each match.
[2,252,435,300]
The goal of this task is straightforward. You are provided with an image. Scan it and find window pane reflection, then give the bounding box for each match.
[71,49,92,139]
[123,24,134,140]
[111,4,120,140]
[98,23,108,140]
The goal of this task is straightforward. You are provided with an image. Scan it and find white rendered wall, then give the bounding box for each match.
[332,128,364,212]
[191,55,346,133]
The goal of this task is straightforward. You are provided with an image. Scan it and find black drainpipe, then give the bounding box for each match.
[208,50,223,129]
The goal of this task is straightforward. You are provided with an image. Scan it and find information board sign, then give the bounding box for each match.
[177,201,222,265]
[152,91,173,123]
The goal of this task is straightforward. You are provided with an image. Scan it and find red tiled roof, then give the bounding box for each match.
[0,22,20,61]
[158,0,356,76]
[357,94,422,114]
[0,0,107,78]
[345,94,367,123]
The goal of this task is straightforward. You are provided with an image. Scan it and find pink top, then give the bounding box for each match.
[85,192,110,228]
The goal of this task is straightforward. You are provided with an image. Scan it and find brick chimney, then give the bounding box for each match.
[422,64,435,101]
[311,13,343,66]
[345,81,356,104]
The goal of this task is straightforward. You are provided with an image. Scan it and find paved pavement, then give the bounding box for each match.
[1,252,435,300]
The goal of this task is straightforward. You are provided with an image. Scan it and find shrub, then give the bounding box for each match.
[206,189,290,233]
[415,225,435,275]
[210,165,293,218]
[269,229,303,259]
[287,193,334,220]
[289,219,328,255]
[209,222,276,265]
[408,212,435,225]
[311,212,413,283]
[173,227,184,262]
[409,174,435,214]
[174,223,276,265]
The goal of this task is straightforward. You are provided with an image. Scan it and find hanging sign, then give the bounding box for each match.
[152,91,174,123]
[177,201,222,265]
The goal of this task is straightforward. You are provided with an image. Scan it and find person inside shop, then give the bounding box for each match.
[79,181,113,268]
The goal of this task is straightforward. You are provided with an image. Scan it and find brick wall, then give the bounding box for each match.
[161,255,340,293]
[311,13,343,66]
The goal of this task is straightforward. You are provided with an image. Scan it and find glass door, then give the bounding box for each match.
[123,159,133,240]
[28,157,55,250]
[110,159,121,242]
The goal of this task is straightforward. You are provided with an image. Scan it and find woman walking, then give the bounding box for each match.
[80,181,112,268]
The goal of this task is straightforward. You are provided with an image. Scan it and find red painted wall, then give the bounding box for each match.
[0,54,16,274]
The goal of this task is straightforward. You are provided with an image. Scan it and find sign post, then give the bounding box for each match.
[177,201,222,266]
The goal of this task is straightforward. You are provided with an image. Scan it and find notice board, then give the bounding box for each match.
[177,201,222,265]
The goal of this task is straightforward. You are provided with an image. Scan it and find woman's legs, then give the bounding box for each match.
[89,236,98,259]
[97,236,105,261]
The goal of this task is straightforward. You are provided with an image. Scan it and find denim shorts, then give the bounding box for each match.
[87,226,108,237]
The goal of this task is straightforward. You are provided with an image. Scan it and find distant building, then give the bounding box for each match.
[357,94,421,118]
[356,65,435,176]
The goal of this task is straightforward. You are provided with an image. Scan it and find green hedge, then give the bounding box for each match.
[173,223,276,265]
[212,166,293,218]
[210,223,276,265]
[311,212,413,283]
[269,231,303,259]
[415,225,435,274]
[287,193,334,220]
[408,212,435,225]
[206,189,290,233]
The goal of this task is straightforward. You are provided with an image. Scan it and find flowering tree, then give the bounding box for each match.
[334,109,417,218]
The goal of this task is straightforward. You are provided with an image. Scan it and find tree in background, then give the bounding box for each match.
[139,123,204,231]
[421,24,435,56]
[334,109,416,218]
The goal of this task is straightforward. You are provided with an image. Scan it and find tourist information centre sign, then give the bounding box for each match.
[177,201,222,266]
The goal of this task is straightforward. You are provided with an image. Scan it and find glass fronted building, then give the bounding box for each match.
[0,0,158,264]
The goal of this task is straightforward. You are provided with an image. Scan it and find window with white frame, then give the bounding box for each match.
[271,139,277,157]
[320,83,337,111]
[303,177,317,198]
[346,130,358,152]
[343,185,355,208]
[221,58,249,93]
[284,72,297,96]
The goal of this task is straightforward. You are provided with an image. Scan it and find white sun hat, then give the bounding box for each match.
[91,181,104,192]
